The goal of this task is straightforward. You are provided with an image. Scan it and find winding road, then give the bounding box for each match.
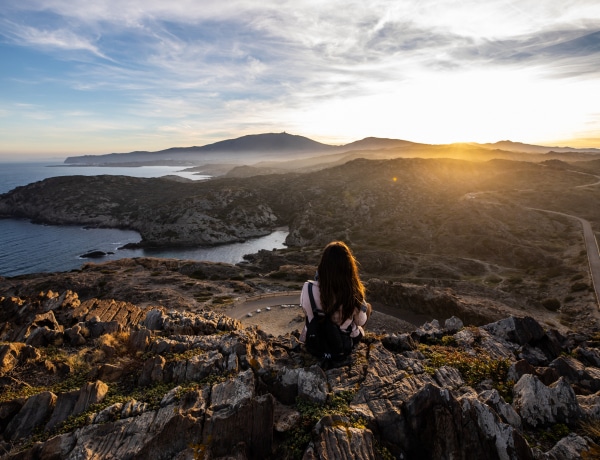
[529,208,600,310]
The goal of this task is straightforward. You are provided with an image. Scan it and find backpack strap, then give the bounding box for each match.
[307,282,324,318]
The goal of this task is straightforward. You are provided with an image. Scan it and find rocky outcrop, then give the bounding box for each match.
[0,284,599,459]
[0,175,280,247]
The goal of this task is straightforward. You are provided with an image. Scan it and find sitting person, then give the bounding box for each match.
[300,241,371,361]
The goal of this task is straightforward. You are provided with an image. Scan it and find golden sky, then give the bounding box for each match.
[1,0,600,158]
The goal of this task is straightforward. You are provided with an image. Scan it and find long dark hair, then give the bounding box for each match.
[317,241,365,321]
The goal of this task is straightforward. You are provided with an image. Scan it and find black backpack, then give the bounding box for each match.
[304,282,353,361]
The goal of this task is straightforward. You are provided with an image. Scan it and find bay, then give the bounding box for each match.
[0,162,287,277]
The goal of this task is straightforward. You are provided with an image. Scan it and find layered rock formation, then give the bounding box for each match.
[1,287,599,459]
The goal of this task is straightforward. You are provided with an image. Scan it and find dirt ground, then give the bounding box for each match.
[237,304,418,337]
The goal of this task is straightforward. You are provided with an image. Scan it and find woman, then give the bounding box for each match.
[300,241,372,356]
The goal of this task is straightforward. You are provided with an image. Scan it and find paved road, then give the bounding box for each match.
[528,208,600,311]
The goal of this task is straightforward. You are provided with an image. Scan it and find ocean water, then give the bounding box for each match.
[0,162,287,277]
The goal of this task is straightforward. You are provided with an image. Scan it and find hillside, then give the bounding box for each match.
[2,157,600,334]
[2,154,600,458]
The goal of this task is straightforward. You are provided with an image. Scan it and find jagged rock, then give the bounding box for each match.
[479,389,522,428]
[484,316,545,346]
[75,381,108,414]
[210,368,255,411]
[139,355,166,386]
[0,343,39,377]
[45,389,80,432]
[519,344,553,366]
[150,337,189,355]
[1,286,599,459]
[512,375,582,428]
[95,363,124,382]
[544,433,597,460]
[537,367,561,386]
[121,399,148,419]
[25,326,64,347]
[549,355,600,394]
[412,319,443,342]
[0,398,24,434]
[398,383,533,460]
[444,316,464,332]
[45,380,108,432]
[33,403,200,460]
[299,366,328,405]
[64,324,87,346]
[142,308,167,331]
[86,319,120,339]
[168,350,224,384]
[576,346,600,367]
[576,392,600,418]
[129,328,152,352]
[380,332,417,352]
[433,365,465,389]
[273,401,301,432]
[203,370,273,458]
[304,414,376,460]
[5,391,57,441]
[94,402,124,424]
[508,359,537,383]
[453,326,516,360]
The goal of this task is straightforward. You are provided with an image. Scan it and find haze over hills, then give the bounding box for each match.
[63,132,600,168]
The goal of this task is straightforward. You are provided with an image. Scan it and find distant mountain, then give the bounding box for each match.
[340,137,425,150]
[64,132,600,166]
[477,140,600,154]
[64,132,336,165]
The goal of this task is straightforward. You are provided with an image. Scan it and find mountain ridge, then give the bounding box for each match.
[63,132,600,166]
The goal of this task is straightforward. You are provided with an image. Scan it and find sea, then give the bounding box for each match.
[0,161,288,277]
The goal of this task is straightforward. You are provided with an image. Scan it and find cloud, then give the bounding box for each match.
[2,0,600,152]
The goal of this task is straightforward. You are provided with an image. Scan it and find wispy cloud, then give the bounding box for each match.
[1,0,600,155]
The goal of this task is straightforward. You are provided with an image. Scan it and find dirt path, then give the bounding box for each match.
[226,292,423,337]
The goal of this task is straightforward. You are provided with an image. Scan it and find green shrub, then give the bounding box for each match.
[420,345,513,401]
[571,282,588,292]
[542,298,561,312]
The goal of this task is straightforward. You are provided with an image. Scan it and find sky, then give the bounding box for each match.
[1,0,600,159]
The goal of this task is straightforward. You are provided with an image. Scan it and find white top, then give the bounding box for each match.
[299,280,369,341]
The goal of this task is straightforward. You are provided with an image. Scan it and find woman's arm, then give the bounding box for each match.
[353,301,371,327]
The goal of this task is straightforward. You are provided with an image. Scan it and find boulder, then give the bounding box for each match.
[139,355,166,387]
[0,343,39,377]
[5,391,57,441]
[304,415,376,460]
[576,392,600,418]
[129,328,152,352]
[512,375,582,428]
[444,316,464,332]
[203,370,273,458]
[549,356,600,394]
[576,346,600,367]
[142,309,167,331]
[298,366,328,405]
[544,433,596,460]
[483,316,545,346]
[411,319,443,342]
